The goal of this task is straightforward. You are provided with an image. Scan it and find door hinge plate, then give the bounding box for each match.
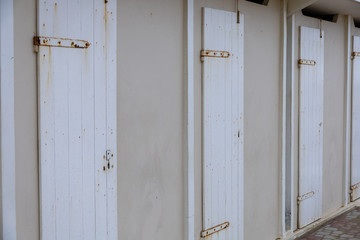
[33,36,90,49]
[201,222,230,238]
[297,191,315,204]
[298,59,316,66]
[351,182,360,191]
[353,52,360,59]
[200,50,231,62]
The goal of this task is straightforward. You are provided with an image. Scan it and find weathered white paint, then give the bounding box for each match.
[202,8,244,240]
[281,0,287,236]
[37,0,117,239]
[0,0,17,239]
[351,36,360,202]
[289,14,296,232]
[104,1,117,238]
[345,15,352,205]
[298,26,324,228]
[185,0,195,239]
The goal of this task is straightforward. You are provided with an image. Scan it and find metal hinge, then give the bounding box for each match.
[297,191,315,204]
[200,50,231,62]
[298,59,316,66]
[352,52,360,59]
[351,182,360,191]
[33,36,90,49]
[201,222,230,238]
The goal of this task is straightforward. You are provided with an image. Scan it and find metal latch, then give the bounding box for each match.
[200,50,231,62]
[298,59,316,66]
[33,36,90,49]
[297,191,315,204]
[106,149,112,169]
[201,222,230,238]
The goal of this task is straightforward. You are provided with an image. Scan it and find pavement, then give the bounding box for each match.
[298,207,360,239]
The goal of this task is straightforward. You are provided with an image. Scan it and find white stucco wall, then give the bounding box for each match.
[13,0,39,239]
[117,0,185,239]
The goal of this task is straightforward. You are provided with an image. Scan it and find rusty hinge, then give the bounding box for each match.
[200,50,231,62]
[298,59,316,66]
[297,191,315,204]
[201,222,229,238]
[351,182,360,191]
[352,52,360,59]
[33,36,90,49]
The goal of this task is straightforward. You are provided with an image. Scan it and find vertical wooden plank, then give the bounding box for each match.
[38,0,56,239]
[105,1,118,239]
[298,26,324,228]
[202,8,244,240]
[81,0,96,239]
[0,0,17,238]
[351,36,360,201]
[67,0,83,238]
[94,0,108,238]
[53,45,70,240]
[51,1,71,238]
[238,13,245,240]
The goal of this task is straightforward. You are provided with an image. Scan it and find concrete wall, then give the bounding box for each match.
[194,0,283,239]
[292,12,347,227]
[117,0,185,239]
[13,0,39,239]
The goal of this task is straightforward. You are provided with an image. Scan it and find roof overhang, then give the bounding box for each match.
[288,0,360,22]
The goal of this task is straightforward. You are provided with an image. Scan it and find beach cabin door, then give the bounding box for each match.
[36,1,117,239]
[202,8,244,240]
[298,26,324,228]
[351,36,360,201]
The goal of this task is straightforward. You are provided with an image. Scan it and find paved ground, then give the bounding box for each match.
[298,207,360,239]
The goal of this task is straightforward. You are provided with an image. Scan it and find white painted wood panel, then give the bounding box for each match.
[37,0,117,239]
[351,36,360,201]
[0,0,17,238]
[298,26,324,228]
[202,8,244,240]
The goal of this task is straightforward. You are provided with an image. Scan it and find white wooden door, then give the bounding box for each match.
[351,36,360,201]
[37,1,117,239]
[298,26,324,228]
[202,8,244,240]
